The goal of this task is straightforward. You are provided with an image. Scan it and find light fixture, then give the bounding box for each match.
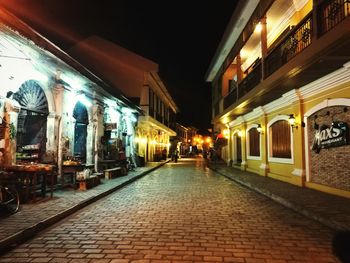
[288,114,297,129]
[256,124,263,134]
[255,22,262,33]
[223,128,230,139]
[237,130,242,137]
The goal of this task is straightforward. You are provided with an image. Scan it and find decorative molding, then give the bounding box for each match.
[292,168,305,177]
[304,98,350,117]
[263,89,300,114]
[244,106,265,122]
[259,163,269,170]
[300,62,350,99]
[229,116,245,127]
[247,155,262,161]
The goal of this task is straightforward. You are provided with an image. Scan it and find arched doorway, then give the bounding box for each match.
[73,101,89,162]
[236,136,242,164]
[13,80,49,162]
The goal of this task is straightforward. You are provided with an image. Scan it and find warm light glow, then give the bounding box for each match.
[255,22,262,33]
[288,114,296,126]
[205,137,211,143]
[237,130,242,137]
[257,124,262,133]
[223,129,230,139]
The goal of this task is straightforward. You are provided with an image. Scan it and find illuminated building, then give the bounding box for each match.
[0,7,140,176]
[69,36,179,162]
[206,0,350,198]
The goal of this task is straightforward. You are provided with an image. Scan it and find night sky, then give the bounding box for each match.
[3,1,237,134]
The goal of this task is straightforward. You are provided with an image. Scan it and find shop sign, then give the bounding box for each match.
[311,122,348,153]
[105,123,117,131]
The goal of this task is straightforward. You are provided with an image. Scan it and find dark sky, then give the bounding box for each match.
[3,1,237,133]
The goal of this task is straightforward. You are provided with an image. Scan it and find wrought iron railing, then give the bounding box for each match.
[265,13,312,77]
[238,60,262,98]
[149,107,154,118]
[224,88,237,110]
[318,0,350,35]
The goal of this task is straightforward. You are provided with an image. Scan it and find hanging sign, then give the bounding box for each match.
[311,122,348,153]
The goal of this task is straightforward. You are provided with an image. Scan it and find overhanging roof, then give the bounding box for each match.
[205,0,259,82]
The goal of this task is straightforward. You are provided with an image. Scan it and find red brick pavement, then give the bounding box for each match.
[208,161,350,231]
[0,161,168,253]
[0,158,340,262]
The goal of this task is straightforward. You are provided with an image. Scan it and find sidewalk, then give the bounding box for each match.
[0,160,169,253]
[209,161,350,231]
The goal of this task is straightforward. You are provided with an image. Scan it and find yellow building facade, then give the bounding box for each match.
[206,0,350,198]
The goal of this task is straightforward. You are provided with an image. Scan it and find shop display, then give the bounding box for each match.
[16,144,41,163]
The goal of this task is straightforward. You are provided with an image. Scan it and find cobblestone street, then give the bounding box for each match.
[0,158,338,263]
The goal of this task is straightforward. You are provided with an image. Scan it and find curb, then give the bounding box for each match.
[0,160,170,254]
[209,166,348,232]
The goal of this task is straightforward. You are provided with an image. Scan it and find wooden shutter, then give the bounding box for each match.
[249,128,260,156]
[271,120,291,158]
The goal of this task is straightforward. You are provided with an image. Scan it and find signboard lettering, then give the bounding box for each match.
[311,122,348,153]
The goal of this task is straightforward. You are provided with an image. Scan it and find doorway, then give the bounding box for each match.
[73,101,89,162]
[13,80,49,162]
[236,136,242,164]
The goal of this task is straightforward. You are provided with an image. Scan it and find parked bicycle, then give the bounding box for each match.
[0,172,20,214]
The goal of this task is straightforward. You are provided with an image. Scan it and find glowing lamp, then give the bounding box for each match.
[288,114,296,126]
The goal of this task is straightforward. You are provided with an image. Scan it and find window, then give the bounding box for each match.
[248,128,260,157]
[270,120,291,158]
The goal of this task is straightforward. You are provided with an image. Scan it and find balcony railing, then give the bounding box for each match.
[318,0,350,35]
[265,13,312,78]
[224,88,237,110]
[216,1,349,118]
[239,60,262,98]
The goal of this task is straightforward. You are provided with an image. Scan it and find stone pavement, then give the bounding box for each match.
[0,158,338,263]
[208,160,350,231]
[0,160,169,253]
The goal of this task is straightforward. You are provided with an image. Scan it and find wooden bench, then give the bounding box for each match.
[104,167,122,179]
[77,175,100,191]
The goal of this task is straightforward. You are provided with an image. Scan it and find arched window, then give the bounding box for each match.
[248,127,260,157]
[14,80,49,161]
[270,120,291,158]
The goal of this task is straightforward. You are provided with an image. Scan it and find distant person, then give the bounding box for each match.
[332,230,350,263]
[203,150,207,159]
[161,148,167,160]
[172,149,178,163]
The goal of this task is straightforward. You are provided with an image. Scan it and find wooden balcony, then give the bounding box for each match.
[218,0,350,120]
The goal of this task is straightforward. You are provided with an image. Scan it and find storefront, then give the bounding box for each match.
[0,13,140,188]
[226,63,350,198]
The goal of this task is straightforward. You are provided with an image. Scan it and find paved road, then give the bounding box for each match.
[0,158,338,263]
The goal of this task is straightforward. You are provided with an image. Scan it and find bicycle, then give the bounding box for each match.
[0,172,20,214]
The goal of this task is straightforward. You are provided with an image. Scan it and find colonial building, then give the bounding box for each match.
[69,36,179,163]
[0,7,140,176]
[206,0,350,198]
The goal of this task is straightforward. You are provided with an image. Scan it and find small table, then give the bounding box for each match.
[61,164,84,188]
[3,164,55,202]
